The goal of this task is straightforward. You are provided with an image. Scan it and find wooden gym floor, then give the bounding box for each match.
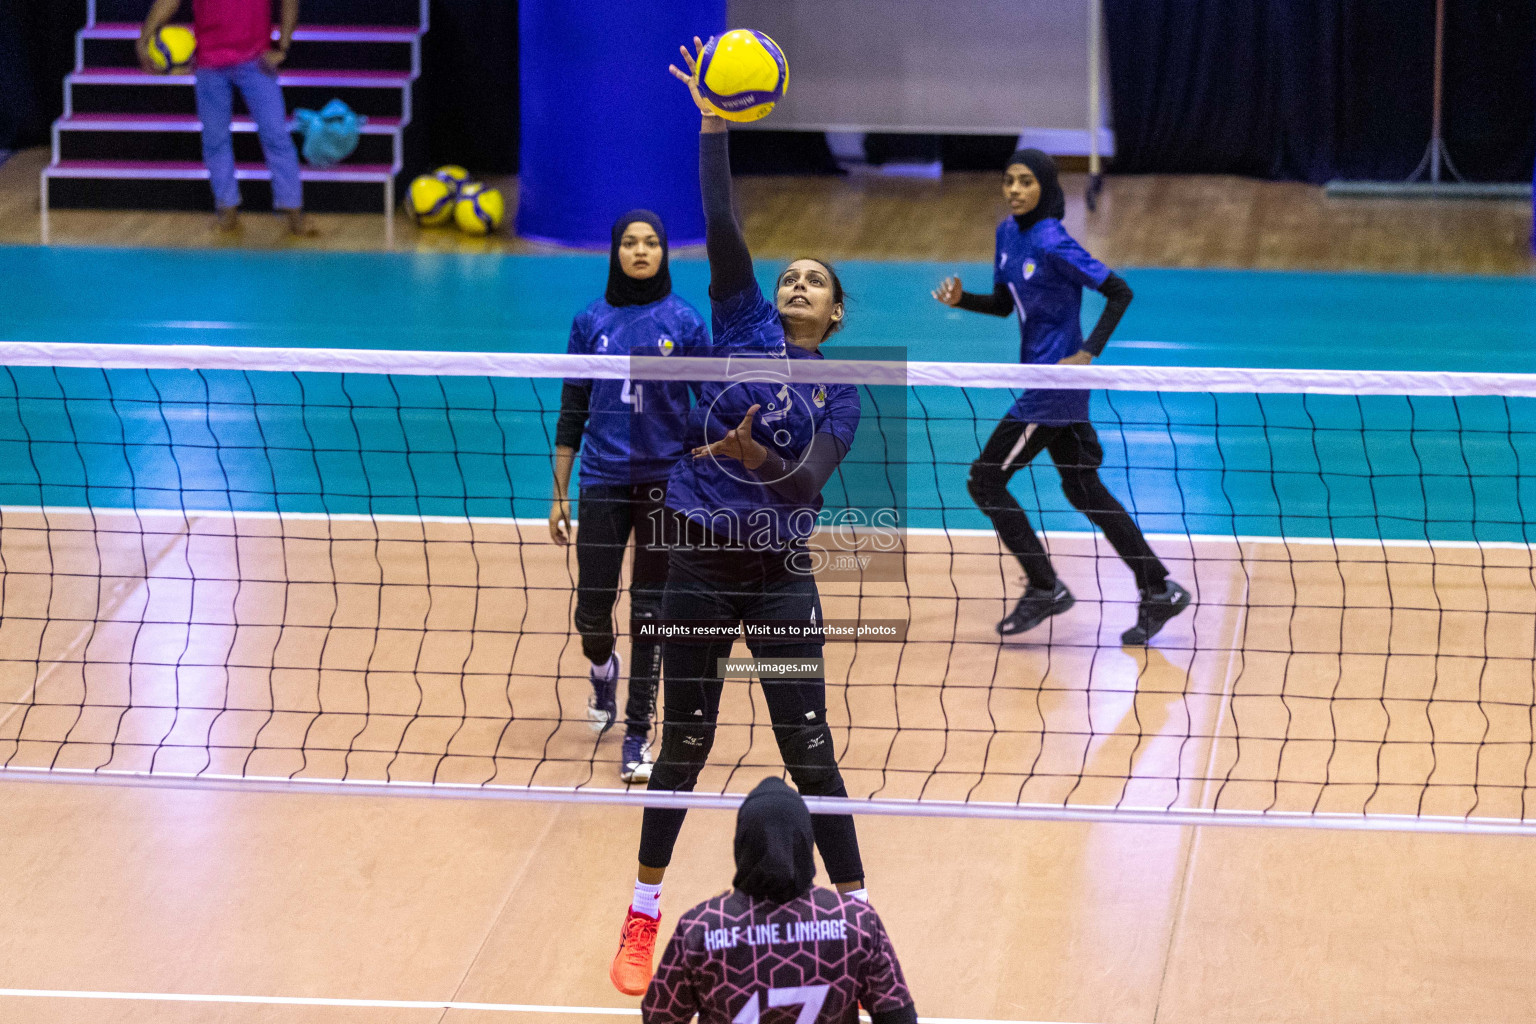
[2,144,1533,274]
[2,146,1535,1021]
[3,512,1536,1021]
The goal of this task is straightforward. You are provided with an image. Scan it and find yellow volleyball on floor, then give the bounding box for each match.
[148,25,197,73]
[697,29,787,123]
[454,184,505,235]
[405,174,456,226]
[432,165,472,194]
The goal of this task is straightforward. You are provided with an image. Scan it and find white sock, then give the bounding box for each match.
[593,654,618,681]
[844,887,869,903]
[632,879,662,918]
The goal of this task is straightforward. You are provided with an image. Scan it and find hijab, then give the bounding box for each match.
[1006,148,1066,230]
[732,776,816,904]
[606,209,671,307]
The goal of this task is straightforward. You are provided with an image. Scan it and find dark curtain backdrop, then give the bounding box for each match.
[1105,0,1535,183]
[422,0,518,173]
[0,0,87,150]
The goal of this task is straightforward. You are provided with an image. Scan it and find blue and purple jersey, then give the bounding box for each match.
[993,217,1112,426]
[566,295,708,487]
[664,283,860,549]
[642,887,913,1024]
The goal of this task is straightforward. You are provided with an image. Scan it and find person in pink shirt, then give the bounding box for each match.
[138,0,316,235]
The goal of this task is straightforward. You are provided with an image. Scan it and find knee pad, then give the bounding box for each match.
[573,606,614,665]
[774,719,841,795]
[629,588,663,631]
[967,462,1007,509]
[653,720,716,785]
[573,603,613,640]
[1059,470,1109,515]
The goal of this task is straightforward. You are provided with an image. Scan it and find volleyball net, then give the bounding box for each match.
[2,342,1536,835]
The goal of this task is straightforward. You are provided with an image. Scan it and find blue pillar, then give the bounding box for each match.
[518,0,726,247]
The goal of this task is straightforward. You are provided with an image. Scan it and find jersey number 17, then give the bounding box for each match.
[732,985,832,1024]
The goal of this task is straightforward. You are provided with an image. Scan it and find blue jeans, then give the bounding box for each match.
[193,58,302,211]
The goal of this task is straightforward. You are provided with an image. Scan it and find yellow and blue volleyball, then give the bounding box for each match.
[697,29,787,123]
[454,183,505,235]
[406,174,456,226]
[432,165,472,194]
[148,25,196,73]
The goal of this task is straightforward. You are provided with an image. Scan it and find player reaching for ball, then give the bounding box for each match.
[933,149,1190,645]
[643,778,917,1024]
[609,37,869,997]
[551,210,708,784]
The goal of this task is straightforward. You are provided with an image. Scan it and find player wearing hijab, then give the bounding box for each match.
[934,150,1190,645]
[552,210,709,783]
[609,40,869,997]
[643,778,917,1024]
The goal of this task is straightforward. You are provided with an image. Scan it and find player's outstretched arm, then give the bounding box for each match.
[670,38,756,301]
[934,275,1015,317]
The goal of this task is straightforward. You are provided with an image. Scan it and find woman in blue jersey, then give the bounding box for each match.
[933,150,1190,645]
[609,40,869,997]
[551,210,708,784]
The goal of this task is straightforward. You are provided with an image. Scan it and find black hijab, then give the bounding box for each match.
[606,209,671,307]
[1006,148,1066,229]
[733,777,816,904]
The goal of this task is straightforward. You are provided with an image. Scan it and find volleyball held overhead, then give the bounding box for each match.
[696,29,787,123]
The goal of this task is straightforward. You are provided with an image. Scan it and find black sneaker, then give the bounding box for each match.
[1121,580,1192,646]
[997,581,1075,636]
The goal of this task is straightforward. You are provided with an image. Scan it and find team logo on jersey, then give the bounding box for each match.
[658,337,674,355]
[597,334,609,352]
[1023,259,1037,280]
[812,385,827,408]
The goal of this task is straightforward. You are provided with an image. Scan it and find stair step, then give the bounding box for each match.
[57,113,403,133]
[46,159,397,182]
[70,67,413,88]
[88,22,421,44]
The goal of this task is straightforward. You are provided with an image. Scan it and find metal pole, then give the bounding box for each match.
[385,178,395,249]
[1085,0,1105,211]
[39,173,50,245]
[1430,0,1444,183]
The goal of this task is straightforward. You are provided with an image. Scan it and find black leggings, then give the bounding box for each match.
[968,417,1168,593]
[573,482,669,736]
[638,529,864,886]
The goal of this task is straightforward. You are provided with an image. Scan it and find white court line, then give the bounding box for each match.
[0,988,1099,1024]
[3,503,1530,553]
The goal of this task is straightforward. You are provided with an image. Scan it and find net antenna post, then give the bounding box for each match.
[1085,0,1105,212]
[1325,0,1531,200]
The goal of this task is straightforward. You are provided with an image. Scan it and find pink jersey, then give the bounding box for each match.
[643,888,913,1024]
[192,0,273,69]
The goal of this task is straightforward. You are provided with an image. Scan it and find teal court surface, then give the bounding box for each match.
[0,246,1534,543]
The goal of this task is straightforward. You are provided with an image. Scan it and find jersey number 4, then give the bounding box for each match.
[732,985,831,1024]
[620,380,643,413]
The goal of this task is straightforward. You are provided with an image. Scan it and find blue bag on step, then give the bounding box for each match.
[293,99,367,168]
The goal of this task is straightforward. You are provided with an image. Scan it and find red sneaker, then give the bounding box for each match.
[609,907,660,996]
